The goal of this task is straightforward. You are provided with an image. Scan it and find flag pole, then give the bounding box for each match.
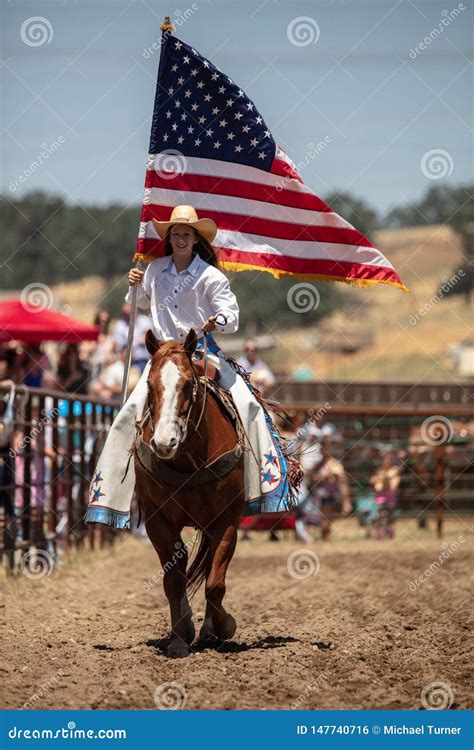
[120,16,174,406]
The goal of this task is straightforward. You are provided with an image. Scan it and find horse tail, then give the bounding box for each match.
[186,531,211,596]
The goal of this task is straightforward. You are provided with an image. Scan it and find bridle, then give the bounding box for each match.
[146,368,199,451]
[144,314,227,455]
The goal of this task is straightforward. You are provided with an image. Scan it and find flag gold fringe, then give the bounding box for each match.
[219,260,410,292]
[131,254,409,292]
[133,253,156,264]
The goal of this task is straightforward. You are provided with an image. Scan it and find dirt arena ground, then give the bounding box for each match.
[2,517,472,711]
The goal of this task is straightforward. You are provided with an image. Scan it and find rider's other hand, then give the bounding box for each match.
[128,268,144,286]
[202,316,217,332]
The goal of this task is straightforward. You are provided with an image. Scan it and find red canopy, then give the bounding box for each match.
[0,299,100,344]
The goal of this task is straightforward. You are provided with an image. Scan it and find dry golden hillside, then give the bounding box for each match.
[273,224,472,380]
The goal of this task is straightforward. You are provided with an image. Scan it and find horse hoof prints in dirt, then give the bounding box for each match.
[135,329,245,658]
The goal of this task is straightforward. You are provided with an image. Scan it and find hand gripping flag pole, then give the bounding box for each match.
[120,16,174,406]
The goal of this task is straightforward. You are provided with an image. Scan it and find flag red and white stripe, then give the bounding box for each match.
[135,148,406,290]
[134,33,407,292]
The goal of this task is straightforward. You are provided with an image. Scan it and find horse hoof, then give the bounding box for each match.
[198,617,214,642]
[214,614,236,640]
[167,640,190,659]
[184,620,195,645]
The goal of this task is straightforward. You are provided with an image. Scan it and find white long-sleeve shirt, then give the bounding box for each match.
[125,254,239,342]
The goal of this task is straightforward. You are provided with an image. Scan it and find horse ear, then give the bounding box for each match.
[145,329,161,355]
[184,328,198,359]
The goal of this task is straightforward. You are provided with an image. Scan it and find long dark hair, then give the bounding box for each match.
[164,227,220,268]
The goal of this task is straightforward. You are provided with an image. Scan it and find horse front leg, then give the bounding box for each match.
[199,520,238,642]
[145,512,195,658]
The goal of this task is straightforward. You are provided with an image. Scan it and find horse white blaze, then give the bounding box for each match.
[153,360,181,451]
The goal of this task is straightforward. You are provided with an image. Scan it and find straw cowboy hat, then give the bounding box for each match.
[152,205,217,243]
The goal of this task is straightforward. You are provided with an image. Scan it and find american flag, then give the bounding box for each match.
[135,33,406,291]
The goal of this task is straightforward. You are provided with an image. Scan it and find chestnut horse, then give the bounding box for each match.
[134,328,245,658]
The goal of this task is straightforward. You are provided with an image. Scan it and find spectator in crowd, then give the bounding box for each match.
[22,345,54,389]
[112,303,150,373]
[351,446,378,538]
[238,339,275,388]
[57,343,89,395]
[80,309,114,380]
[88,347,141,401]
[303,439,351,540]
[237,338,276,399]
[0,343,24,385]
[371,451,402,539]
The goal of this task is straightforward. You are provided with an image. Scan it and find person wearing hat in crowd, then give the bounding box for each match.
[85,205,301,529]
[238,339,275,397]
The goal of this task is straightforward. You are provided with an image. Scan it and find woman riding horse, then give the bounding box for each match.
[85,205,300,654]
[86,203,297,528]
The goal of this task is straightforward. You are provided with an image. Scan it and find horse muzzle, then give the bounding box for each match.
[151,419,187,460]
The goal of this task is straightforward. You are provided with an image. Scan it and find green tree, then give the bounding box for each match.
[323,191,379,240]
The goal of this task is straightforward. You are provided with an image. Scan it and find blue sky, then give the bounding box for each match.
[2,0,472,217]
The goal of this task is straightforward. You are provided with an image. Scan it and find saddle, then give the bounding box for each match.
[133,377,246,488]
[193,358,218,382]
